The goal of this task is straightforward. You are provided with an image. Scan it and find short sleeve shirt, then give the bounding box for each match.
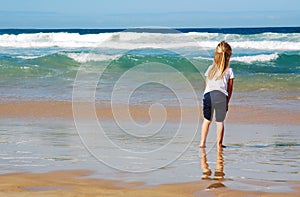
[204,66,234,96]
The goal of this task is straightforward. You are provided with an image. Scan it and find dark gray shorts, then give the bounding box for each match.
[203,90,227,122]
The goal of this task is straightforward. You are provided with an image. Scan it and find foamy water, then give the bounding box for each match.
[1,31,300,50]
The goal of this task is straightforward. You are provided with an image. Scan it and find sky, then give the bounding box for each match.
[0,0,300,28]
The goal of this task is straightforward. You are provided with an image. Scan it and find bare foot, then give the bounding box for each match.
[217,145,226,149]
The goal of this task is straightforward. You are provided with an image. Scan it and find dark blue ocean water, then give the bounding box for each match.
[1,26,300,35]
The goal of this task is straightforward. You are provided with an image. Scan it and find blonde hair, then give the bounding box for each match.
[208,41,232,80]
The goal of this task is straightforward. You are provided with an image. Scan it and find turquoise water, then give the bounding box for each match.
[0,28,299,103]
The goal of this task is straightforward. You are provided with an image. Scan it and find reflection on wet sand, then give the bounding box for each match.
[200,148,225,180]
[200,148,212,180]
[214,148,225,180]
[200,148,226,189]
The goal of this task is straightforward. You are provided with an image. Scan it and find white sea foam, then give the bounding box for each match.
[230,41,300,51]
[20,66,31,70]
[195,53,279,64]
[66,53,122,63]
[231,53,279,63]
[0,32,300,51]
[17,55,44,59]
[0,32,113,48]
[193,56,213,61]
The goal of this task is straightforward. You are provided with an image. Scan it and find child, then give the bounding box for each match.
[199,41,234,149]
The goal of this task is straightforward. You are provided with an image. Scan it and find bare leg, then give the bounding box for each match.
[216,122,224,148]
[200,119,211,148]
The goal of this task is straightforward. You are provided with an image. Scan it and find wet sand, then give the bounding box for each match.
[0,170,299,197]
[0,101,299,125]
[1,101,299,196]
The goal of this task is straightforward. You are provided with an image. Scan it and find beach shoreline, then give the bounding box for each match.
[0,100,299,125]
[1,100,299,196]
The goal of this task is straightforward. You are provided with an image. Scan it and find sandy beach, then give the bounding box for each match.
[0,101,300,196]
[0,170,299,197]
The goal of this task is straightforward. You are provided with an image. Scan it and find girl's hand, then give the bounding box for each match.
[226,102,229,111]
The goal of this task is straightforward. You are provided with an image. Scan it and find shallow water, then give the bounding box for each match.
[0,118,299,192]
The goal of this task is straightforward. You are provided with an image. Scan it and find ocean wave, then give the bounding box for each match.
[231,53,279,63]
[9,51,300,70]
[16,55,45,59]
[0,32,113,48]
[230,41,300,51]
[14,52,121,63]
[194,53,279,63]
[65,53,122,63]
[1,32,300,51]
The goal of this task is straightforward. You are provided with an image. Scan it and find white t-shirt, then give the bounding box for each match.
[204,65,234,96]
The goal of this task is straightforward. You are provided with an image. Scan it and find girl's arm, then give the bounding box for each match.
[227,79,234,110]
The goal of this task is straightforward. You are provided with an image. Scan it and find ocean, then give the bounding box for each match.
[0,27,299,105]
[0,27,300,191]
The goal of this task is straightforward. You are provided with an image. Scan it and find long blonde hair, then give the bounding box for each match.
[208,41,232,80]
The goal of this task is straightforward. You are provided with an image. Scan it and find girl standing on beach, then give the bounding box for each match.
[199,41,234,149]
